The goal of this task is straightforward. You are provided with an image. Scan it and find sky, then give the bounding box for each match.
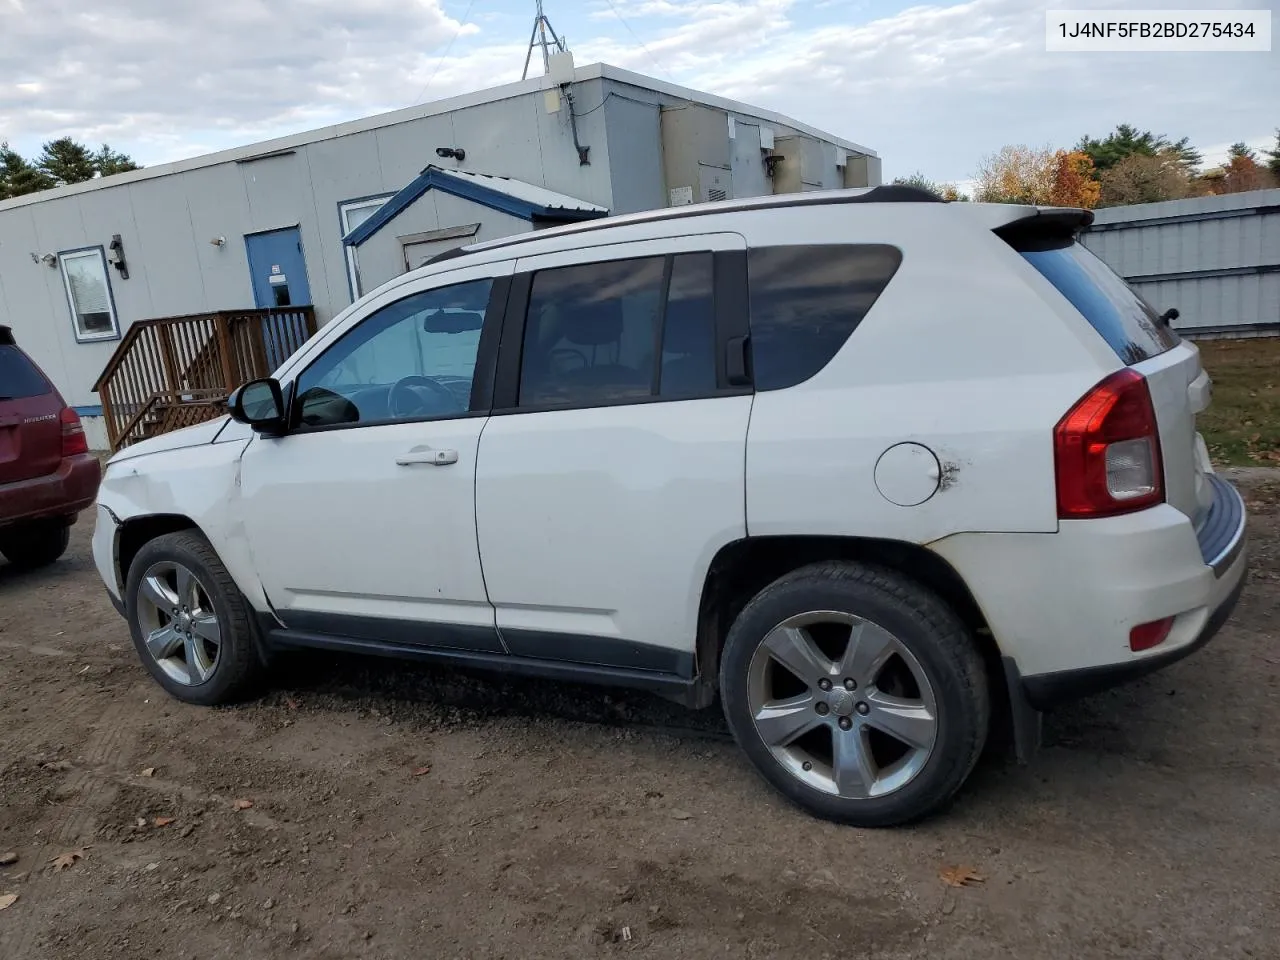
[1,0,1276,188]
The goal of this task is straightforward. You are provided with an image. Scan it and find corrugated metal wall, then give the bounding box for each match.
[1081,188,1280,337]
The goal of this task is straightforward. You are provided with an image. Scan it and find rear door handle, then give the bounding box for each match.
[395,446,459,467]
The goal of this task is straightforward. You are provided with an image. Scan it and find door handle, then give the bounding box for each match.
[395,446,459,467]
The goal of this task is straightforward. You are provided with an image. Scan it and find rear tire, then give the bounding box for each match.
[0,520,71,569]
[125,530,266,706]
[719,561,989,827]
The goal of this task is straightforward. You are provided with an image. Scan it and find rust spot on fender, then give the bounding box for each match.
[938,460,962,491]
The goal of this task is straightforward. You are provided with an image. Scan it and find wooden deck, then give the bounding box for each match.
[92,307,317,451]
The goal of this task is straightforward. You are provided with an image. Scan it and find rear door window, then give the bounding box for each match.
[1017,241,1178,364]
[746,244,903,391]
[0,345,52,400]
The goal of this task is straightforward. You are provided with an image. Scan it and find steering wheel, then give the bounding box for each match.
[388,375,464,419]
[549,347,589,371]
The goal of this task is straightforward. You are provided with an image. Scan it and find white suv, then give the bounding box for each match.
[92,186,1248,826]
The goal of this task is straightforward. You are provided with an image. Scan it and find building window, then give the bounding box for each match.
[58,247,120,342]
[339,195,393,302]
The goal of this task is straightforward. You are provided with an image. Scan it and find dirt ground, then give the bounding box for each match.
[2,477,1278,960]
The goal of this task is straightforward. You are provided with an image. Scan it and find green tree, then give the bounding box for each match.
[892,171,969,200]
[1262,130,1280,177]
[0,141,55,199]
[38,136,97,185]
[1077,124,1201,174]
[1228,142,1257,162]
[93,144,140,177]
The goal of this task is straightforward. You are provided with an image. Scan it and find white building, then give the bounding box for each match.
[0,61,879,449]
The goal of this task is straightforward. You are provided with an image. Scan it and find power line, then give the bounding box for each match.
[600,0,673,81]
[411,0,479,106]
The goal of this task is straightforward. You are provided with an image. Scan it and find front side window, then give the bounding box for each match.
[747,244,903,391]
[294,277,493,428]
[59,248,119,342]
[517,253,717,408]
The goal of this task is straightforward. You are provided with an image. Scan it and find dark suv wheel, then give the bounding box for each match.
[719,561,990,827]
[0,519,71,570]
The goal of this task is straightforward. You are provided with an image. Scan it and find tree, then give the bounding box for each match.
[1218,153,1272,194]
[93,144,140,177]
[38,137,97,185]
[1097,151,1192,207]
[1048,150,1101,209]
[891,171,968,200]
[1078,124,1201,174]
[1261,130,1280,177]
[0,141,55,199]
[973,145,1056,205]
[1228,141,1257,162]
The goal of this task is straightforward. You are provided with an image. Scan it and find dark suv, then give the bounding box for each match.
[0,325,101,568]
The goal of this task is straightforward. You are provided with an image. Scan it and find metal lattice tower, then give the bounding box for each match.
[522,0,567,80]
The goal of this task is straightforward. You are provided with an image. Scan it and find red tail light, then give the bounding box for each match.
[60,407,89,457]
[1054,369,1164,518]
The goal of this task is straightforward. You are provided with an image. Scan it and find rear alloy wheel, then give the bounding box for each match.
[0,520,71,570]
[720,561,989,827]
[125,530,265,705]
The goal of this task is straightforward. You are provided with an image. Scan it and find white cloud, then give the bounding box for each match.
[1,0,1274,184]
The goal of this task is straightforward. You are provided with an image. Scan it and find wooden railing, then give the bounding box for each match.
[92,307,318,452]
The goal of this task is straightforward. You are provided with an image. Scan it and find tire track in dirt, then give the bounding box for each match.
[53,701,135,847]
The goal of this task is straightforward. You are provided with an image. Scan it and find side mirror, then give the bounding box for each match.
[228,378,287,433]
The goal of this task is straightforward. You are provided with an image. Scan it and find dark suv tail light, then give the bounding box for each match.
[60,407,89,457]
[1054,369,1164,518]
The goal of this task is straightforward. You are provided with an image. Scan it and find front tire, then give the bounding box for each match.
[719,561,989,827]
[0,519,71,569]
[125,530,265,705]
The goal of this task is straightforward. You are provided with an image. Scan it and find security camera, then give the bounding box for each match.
[435,146,466,162]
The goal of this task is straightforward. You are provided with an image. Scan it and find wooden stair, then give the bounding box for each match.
[92,307,318,452]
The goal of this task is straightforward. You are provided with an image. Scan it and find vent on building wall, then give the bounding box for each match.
[707,188,728,203]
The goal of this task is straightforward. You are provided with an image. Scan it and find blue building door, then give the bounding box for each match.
[244,227,312,369]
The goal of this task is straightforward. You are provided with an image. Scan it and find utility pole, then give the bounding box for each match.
[522,0,567,80]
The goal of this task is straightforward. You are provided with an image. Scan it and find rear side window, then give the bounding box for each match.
[747,244,903,391]
[0,345,52,400]
[517,254,718,408]
[1018,241,1178,364]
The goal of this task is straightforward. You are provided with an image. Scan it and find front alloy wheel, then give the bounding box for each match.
[135,560,222,685]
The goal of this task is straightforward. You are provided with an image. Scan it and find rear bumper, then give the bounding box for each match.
[931,474,1249,710]
[0,454,101,527]
[1017,549,1247,707]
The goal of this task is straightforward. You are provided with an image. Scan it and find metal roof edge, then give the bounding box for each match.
[343,166,608,246]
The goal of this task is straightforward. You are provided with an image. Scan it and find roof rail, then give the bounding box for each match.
[426,184,944,266]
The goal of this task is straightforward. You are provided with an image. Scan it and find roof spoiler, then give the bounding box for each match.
[0,325,14,346]
[993,207,1094,248]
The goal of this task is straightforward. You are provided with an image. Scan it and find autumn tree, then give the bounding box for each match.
[1048,150,1101,208]
[1097,151,1192,207]
[1078,124,1201,174]
[1218,153,1272,193]
[0,141,54,199]
[973,145,1056,205]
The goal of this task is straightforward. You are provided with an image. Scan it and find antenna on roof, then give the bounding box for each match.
[522,0,567,80]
